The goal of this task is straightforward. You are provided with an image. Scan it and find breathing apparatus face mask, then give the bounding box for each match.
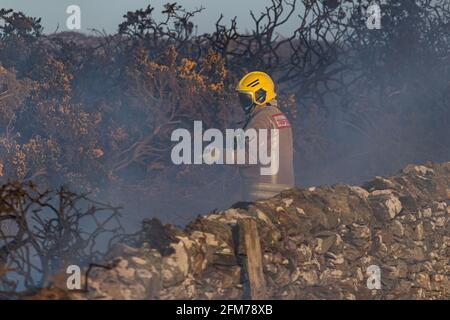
[238,92,255,114]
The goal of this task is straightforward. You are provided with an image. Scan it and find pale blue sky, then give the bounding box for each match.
[0,0,301,34]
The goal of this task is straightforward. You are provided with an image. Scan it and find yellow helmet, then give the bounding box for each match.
[236,71,277,113]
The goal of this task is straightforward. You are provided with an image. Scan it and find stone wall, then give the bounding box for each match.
[71,162,450,300]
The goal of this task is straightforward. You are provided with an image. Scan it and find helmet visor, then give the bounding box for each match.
[238,92,254,112]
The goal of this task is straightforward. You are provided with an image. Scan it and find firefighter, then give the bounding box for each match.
[235,71,295,201]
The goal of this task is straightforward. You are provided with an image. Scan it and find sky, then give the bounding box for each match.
[0,0,301,35]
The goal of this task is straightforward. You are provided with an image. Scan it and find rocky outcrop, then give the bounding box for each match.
[72,162,450,300]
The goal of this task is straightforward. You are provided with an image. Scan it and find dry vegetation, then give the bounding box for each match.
[0,0,450,294]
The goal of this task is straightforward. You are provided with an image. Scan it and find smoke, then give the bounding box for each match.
[1,1,449,231]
